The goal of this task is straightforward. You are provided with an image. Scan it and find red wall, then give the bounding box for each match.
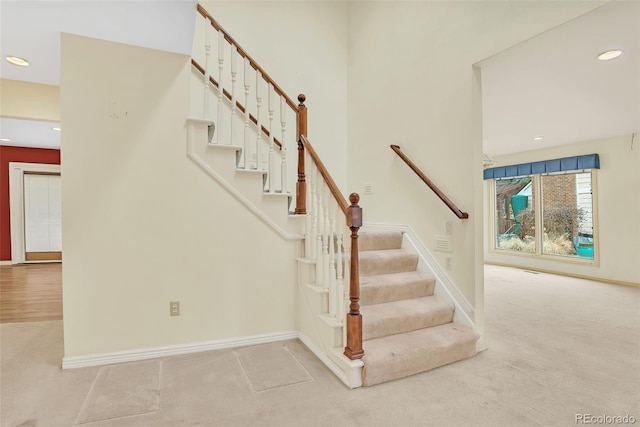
[0,146,61,261]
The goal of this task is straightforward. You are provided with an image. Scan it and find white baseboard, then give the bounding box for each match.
[0,260,12,266]
[62,331,298,370]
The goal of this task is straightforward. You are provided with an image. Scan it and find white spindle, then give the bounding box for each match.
[315,180,324,286]
[229,46,237,146]
[255,72,262,170]
[304,154,313,258]
[203,18,211,119]
[328,201,337,318]
[216,31,224,144]
[322,186,330,287]
[336,227,344,324]
[268,84,275,192]
[243,57,250,169]
[280,97,288,194]
[310,164,319,262]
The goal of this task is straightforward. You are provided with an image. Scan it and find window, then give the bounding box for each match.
[495,177,535,253]
[491,170,596,261]
[541,172,594,259]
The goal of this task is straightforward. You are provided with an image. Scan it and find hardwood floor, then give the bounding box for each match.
[0,263,62,323]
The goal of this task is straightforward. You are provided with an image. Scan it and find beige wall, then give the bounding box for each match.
[485,134,640,285]
[201,1,349,191]
[346,1,607,332]
[0,78,60,121]
[61,34,298,357]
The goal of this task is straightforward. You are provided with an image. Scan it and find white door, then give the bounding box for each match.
[23,173,62,261]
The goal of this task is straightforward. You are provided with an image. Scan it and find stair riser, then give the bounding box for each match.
[359,252,418,276]
[362,307,454,341]
[359,232,403,251]
[362,337,477,386]
[360,280,434,306]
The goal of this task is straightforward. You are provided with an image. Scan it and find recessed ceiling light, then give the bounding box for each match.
[0,138,11,142]
[598,50,622,61]
[5,55,30,67]
[533,136,544,141]
[52,127,61,131]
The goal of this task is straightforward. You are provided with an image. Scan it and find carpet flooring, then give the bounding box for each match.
[1,265,638,426]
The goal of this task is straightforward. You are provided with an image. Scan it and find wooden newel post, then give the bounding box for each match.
[344,193,364,360]
[295,94,307,214]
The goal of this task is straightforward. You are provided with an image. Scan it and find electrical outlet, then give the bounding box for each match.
[170,301,180,316]
[445,257,453,271]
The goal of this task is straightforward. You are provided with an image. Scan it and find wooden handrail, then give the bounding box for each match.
[299,135,349,218]
[191,58,282,149]
[197,4,298,113]
[390,145,469,219]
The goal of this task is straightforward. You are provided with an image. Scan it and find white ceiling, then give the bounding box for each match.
[0,1,638,155]
[0,0,197,86]
[0,117,60,149]
[480,0,640,157]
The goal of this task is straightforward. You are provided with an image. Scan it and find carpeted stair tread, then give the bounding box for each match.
[361,296,454,340]
[360,271,435,306]
[359,249,418,276]
[359,231,403,251]
[362,323,480,386]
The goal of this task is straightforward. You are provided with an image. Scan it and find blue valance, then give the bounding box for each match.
[483,154,599,180]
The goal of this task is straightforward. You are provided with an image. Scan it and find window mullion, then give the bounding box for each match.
[533,174,543,256]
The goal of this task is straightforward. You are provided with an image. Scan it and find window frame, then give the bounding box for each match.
[488,169,599,265]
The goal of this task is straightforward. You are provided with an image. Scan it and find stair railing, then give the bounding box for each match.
[193,4,300,196]
[299,128,363,360]
[193,4,363,360]
[390,144,469,219]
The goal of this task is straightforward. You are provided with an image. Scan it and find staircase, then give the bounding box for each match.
[190,3,481,389]
[358,230,479,386]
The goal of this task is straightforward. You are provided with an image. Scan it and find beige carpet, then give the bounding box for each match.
[1,265,638,426]
[358,230,478,386]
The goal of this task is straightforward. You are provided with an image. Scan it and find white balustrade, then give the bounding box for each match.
[203,17,212,120]
[315,179,324,286]
[328,200,338,317]
[255,72,263,170]
[230,45,237,146]
[280,97,288,194]
[196,15,296,192]
[243,57,251,168]
[216,31,224,144]
[268,84,275,192]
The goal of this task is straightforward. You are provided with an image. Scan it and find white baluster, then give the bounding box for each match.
[315,180,324,286]
[268,84,275,192]
[255,72,262,170]
[243,57,250,169]
[304,153,313,259]
[229,45,237,146]
[342,227,350,329]
[322,185,331,288]
[328,201,337,318]
[336,225,344,324]
[280,97,288,194]
[216,31,224,144]
[203,18,211,120]
[310,164,319,262]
